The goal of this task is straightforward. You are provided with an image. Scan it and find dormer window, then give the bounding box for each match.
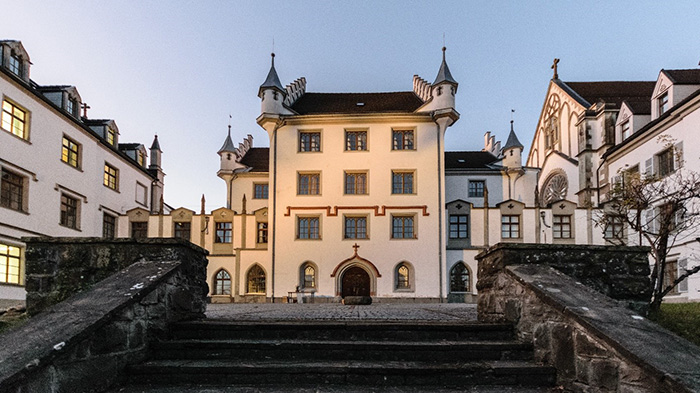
[658,92,669,115]
[621,120,631,141]
[137,151,145,167]
[106,127,116,146]
[66,97,78,117]
[8,52,21,76]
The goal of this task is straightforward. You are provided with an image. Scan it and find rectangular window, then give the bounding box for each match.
[298,173,320,195]
[135,182,148,206]
[664,260,679,295]
[621,121,631,140]
[106,127,116,146]
[61,136,81,168]
[658,92,669,115]
[392,130,414,150]
[468,181,485,197]
[131,222,148,239]
[2,100,27,140]
[9,54,21,76]
[174,222,191,241]
[345,131,367,151]
[0,243,21,285]
[299,131,321,152]
[215,222,232,243]
[392,215,415,239]
[604,216,625,240]
[257,222,268,244]
[392,171,414,194]
[254,183,269,199]
[1,168,24,212]
[657,148,674,177]
[103,164,119,190]
[552,215,572,239]
[67,98,78,117]
[297,217,320,240]
[345,172,367,195]
[501,215,520,239]
[449,215,469,239]
[60,194,79,229]
[344,216,367,239]
[137,151,145,167]
[103,214,116,238]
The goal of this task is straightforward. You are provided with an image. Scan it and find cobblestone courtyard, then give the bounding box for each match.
[205,303,478,322]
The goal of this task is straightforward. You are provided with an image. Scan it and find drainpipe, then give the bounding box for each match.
[270,119,284,303]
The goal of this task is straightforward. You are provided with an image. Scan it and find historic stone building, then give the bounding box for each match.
[0,40,165,300]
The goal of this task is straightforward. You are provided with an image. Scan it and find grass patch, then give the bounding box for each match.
[649,302,700,347]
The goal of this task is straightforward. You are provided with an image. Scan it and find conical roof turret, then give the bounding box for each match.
[503,120,524,150]
[258,53,285,97]
[433,47,458,85]
[218,125,237,154]
[150,134,161,151]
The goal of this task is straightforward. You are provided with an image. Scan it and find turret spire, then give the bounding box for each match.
[503,119,524,150]
[433,46,458,85]
[259,52,285,97]
[218,123,236,155]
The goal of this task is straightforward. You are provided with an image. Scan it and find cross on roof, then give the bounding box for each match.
[551,58,560,80]
[80,102,90,118]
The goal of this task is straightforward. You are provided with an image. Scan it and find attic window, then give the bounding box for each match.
[356,102,364,106]
[9,52,21,76]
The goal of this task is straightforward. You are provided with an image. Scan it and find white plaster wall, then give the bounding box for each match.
[229,173,269,213]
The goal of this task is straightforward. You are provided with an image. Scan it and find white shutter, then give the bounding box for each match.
[645,158,653,176]
[674,142,684,169]
[678,259,688,292]
[645,208,656,234]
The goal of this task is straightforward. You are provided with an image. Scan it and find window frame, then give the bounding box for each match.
[59,193,80,230]
[449,262,470,293]
[501,214,520,239]
[61,135,81,169]
[391,214,416,240]
[391,170,415,195]
[395,262,413,291]
[2,99,29,140]
[552,214,572,239]
[656,148,675,177]
[215,222,232,243]
[135,182,148,207]
[8,53,22,76]
[449,214,469,239]
[0,167,26,212]
[130,221,148,239]
[621,120,631,141]
[173,221,191,241]
[298,130,321,152]
[344,171,368,195]
[658,92,669,115]
[213,269,232,295]
[392,130,415,150]
[604,215,625,241]
[103,163,119,191]
[345,130,368,151]
[297,216,321,240]
[102,213,116,239]
[344,215,368,240]
[0,243,22,285]
[468,180,485,198]
[301,262,317,290]
[297,172,321,196]
[106,127,116,146]
[246,264,266,294]
[253,183,269,199]
[257,222,268,244]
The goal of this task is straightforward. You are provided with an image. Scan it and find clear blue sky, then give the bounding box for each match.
[3,1,699,210]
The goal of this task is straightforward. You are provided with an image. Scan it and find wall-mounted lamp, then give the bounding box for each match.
[540,211,551,228]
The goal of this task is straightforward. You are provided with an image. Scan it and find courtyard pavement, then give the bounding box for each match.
[205,303,478,322]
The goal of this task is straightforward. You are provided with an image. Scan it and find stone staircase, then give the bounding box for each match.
[113,320,557,392]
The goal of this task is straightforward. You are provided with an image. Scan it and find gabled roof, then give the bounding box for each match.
[240,147,269,172]
[290,92,424,115]
[444,151,498,170]
[662,69,700,85]
[560,81,656,108]
[624,99,651,115]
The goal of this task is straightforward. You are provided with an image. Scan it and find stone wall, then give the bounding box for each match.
[24,237,208,315]
[477,243,651,314]
[0,238,208,393]
[476,243,700,393]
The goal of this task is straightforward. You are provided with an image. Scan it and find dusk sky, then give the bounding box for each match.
[3,1,699,210]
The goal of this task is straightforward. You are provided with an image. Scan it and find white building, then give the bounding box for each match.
[0,40,165,300]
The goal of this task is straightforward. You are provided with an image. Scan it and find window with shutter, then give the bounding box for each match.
[645,158,653,177]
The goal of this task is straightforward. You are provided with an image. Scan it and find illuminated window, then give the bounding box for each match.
[174,222,191,240]
[106,127,116,146]
[1,100,27,140]
[392,215,415,239]
[1,168,25,212]
[247,265,266,294]
[61,136,80,168]
[214,269,231,295]
[60,194,79,229]
[392,130,414,150]
[301,263,316,289]
[0,243,21,285]
[254,183,268,199]
[103,164,119,190]
[345,172,367,195]
[297,217,320,239]
[501,215,520,239]
[137,151,145,167]
[346,131,367,151]
[215,222,232,243]
[298,173,320,195]
[396,263,410,290]
[299,131,321,152]
[392,171,414,194]
[344,216,367,239]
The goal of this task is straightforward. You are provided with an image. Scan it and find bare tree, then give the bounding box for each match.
[598,137,700,313]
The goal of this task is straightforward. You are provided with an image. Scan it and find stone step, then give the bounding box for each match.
[150,339,534,362]
[108,384,561,393]
[171,321,515,342]
[126,359,557,387]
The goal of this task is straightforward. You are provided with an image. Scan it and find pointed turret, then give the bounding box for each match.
[425,47,458,112]
[258,53,285,97]
[502,120,523,168]
[218,125,236,155]
[433,47,458,86]
[148,134,165,214]
[258,53,292,116]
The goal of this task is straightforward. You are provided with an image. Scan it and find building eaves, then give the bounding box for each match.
[662,69,700,85]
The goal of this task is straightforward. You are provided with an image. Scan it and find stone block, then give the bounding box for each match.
[574,330,608,358]
[589,359,619,391]
[533,323,552,363]
[90,322,128,355]
[128,320,146,349]
[551,323,575,381]
[504,298,521,323]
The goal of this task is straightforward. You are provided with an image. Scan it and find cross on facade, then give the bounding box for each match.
[551,58,560,79]
[352,243,360,253]
[80,102,90,118]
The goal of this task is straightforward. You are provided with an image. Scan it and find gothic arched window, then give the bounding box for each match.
[213,269,231,295]
[541,172,569,207]
[247,264,266,294]
[449,262,470,293]
[396,263,410,290]
[301,263,316,290]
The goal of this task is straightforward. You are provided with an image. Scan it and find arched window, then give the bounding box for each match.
[396,263,410,289]
[301,263,316,290]
[213,269,231,295]
[247,265,266,294]
[450,262,470,292]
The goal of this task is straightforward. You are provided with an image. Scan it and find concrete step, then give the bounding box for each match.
[171,320,515,342]
[150,339,534,362]
[108,384,562,393]
[126,359,557,387]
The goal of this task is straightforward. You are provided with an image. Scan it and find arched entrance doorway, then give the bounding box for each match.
[341,266,370,297]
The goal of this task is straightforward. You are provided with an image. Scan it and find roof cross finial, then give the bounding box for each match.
[228,114,232,137]
[551,58,560,79]
[80,102,90,118]
[511,109,515,131]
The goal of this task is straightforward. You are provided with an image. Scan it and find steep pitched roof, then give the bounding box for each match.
[561,81,656,108]
[259,54,284,95]
[217,133,236,154]
[503,122,523,150]
[240,147,269,172]
[150,135,161,151]
[624,99,651,115]
[290,92,424,115]
[663,69,700,85]
[444,151,498,170]
[433,48,457,85]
